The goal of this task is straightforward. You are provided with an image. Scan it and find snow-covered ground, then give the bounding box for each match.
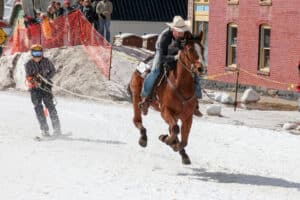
[1,91,300,200]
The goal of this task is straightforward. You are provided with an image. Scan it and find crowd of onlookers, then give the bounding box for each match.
[24,0,113,42]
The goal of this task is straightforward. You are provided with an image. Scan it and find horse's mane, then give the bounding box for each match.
[184,31,203,44]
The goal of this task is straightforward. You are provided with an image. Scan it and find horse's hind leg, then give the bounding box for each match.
[132,92,147,147]
[179,149,191,165]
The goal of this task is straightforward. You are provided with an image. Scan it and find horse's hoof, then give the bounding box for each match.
[171,144,181,152]
[139,135,147,147]
[182,156,191,165]
[159,134,168,143]
[165,133,178,145]
[179,149,191,164]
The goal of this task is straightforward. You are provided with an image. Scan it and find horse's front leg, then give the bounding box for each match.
[159,107,179,145]
[177,116,193,164]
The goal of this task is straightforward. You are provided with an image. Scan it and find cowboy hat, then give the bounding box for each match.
[166,16,191,32]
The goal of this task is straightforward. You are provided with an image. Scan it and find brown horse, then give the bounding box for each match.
[129,35,205,165]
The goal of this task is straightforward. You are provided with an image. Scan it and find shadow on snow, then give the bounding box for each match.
[178,168,300,190]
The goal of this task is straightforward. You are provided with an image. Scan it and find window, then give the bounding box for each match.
[258,25,271,72]
[194,21,208,42]
[226,23,238,67]
[194,0,209,22]
[259,0,272,6]
[227,0,239,5]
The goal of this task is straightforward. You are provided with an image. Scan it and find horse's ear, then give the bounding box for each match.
[192,31,203,43]
[199,31,203,41]
[184,31,193,40]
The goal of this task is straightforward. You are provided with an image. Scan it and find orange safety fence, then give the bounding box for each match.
[3,10,112,79]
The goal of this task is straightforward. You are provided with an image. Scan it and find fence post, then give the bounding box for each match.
[234,67,240,112]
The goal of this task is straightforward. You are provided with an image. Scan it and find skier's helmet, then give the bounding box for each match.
[31,44,43,51]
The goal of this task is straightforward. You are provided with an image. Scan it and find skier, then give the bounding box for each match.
[25,44,62,137]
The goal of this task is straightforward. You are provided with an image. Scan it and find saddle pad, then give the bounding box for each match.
[136,62,151,74]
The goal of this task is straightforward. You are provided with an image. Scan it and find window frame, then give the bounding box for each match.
[259,0,272,6]
[258,24,271,73]
[227,0,239,5]
[226,23,238,68]
[194,0,209,3]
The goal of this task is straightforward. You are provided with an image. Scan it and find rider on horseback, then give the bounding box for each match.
[139,16,203,117]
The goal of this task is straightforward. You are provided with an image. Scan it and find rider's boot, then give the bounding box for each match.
[194,100,203,117]
[138,97,151,115]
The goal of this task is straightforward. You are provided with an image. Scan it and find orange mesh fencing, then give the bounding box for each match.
[3,10,112,79]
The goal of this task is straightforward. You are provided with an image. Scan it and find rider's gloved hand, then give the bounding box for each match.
[174,54,179,61]
[174,50,181,61]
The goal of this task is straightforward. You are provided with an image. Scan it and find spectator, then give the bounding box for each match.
[47,6,56,19]
[91,0,100,29]
[91,0,101,8]
[34,9,43,23]
[96,0,113,42]
[24,15,38,28]
[55,2,65,17]
[47,1,57,19]
[82,0,96,24]
[63,0,74,14]
[73,0,84,12]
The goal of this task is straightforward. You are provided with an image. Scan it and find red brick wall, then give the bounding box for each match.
[208,0,300,91]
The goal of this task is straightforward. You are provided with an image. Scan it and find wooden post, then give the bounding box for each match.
[234,68,240,112]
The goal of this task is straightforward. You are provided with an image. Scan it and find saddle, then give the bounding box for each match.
[136,55,177,78]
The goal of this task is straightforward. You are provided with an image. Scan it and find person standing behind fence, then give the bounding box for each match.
[82,0,97,24]
[73,0,84,12]
[47,1,57,19]
[25,44,62,137]
[91,0,100,30]
[96,0,113,42]
[63,0,75,14]
[55,2,65,17]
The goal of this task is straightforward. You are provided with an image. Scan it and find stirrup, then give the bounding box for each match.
[138,98,151,114]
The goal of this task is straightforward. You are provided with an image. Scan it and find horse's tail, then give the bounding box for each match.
[127,82,133,102]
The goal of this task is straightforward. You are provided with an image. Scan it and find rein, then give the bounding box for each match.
[164,48,199,106]
[177,50,196,78]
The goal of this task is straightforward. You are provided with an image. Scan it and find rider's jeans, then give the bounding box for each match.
[195,75,202,99]
[141,52,161,97]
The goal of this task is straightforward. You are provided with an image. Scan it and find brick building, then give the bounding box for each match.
[188,0,300,92]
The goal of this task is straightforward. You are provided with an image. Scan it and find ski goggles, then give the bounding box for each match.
[31,50,43,57]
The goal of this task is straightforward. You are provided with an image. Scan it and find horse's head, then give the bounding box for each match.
[179,32,206,76]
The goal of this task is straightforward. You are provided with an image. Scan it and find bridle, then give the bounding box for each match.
[177,43,202,77]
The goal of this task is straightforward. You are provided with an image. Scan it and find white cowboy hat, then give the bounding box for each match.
[166,16,191,32]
